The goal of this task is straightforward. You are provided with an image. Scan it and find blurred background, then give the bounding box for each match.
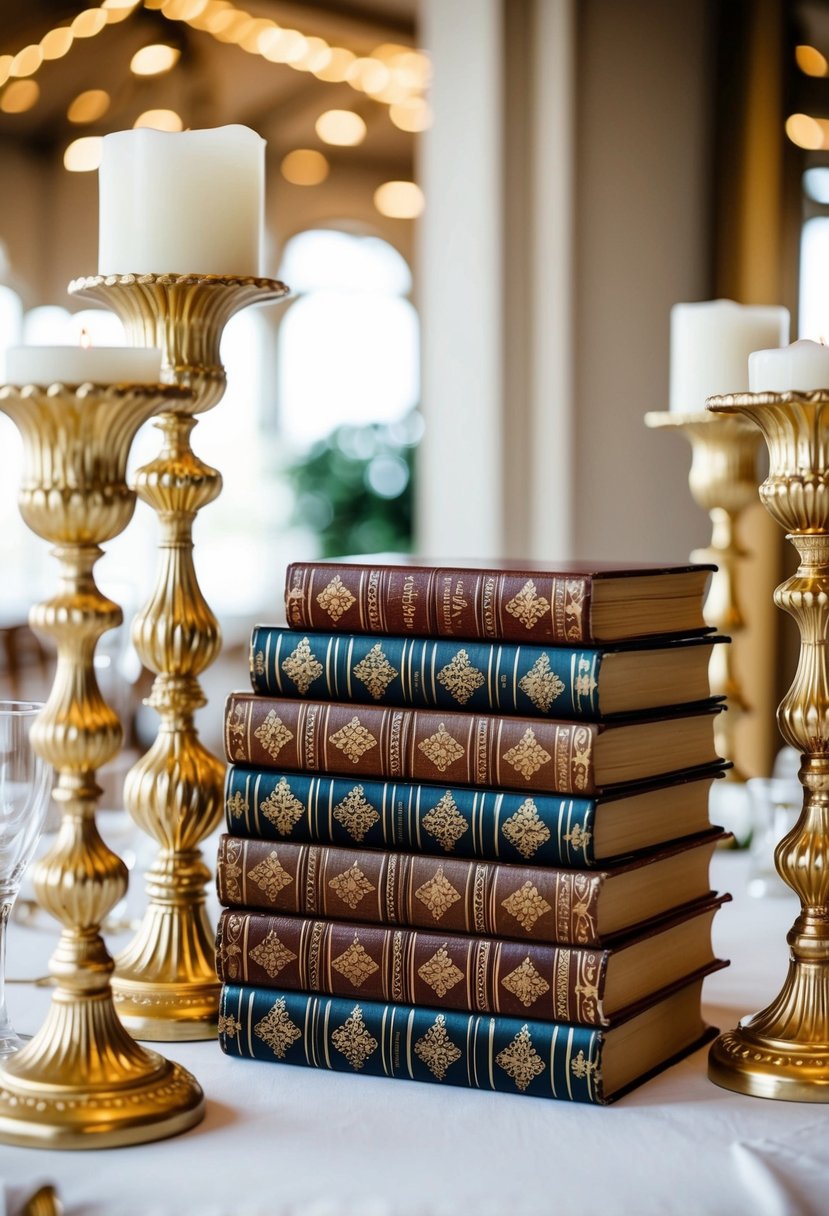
[0,0,824,779]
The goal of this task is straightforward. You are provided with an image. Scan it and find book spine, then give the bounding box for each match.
[285,562,594,644]
[219,983,606,1102]
[250,625,604,719]
[224,766,600,868]
[216,908,612,1024]
[217,835,604,946]
[224,693,599,796]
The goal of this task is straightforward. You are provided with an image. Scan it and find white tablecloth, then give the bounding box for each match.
[1,850,826,1216]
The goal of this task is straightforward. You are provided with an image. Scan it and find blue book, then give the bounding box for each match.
[218,977,715,1105]
[224,765,722,867]
[249,625,721,719]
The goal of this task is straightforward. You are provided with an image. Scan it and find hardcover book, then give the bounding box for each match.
[215,899,725,1025]
[249,625,722,719]
[216,831,724,946]
[224,693,723,796]
[284,558,715,645]
[218,975,716,1103]
[224,765,723,867]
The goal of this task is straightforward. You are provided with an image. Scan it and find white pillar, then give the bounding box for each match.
[417,0,505,558]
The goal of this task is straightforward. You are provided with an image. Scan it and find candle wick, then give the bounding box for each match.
[80,328,91,350]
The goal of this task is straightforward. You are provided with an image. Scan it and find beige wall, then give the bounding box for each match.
[573,0,716,563]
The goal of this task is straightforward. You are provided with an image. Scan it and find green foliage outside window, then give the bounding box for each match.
[285,412,421,558]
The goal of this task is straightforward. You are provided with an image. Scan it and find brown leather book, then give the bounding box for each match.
[215,899,727,1027]
[224,692,722,796]
[216,831,724,947]
[284,558,715,644]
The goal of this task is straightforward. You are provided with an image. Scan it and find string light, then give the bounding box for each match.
[315,110,367,147]
[281,149,329,186]
[374,181,424,219]
[67,89,111,123]
[0,0,429,192]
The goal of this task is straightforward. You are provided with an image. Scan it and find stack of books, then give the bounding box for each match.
[216,558,729,1104]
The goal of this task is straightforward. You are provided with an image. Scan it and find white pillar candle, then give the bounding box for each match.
[669,299,789,411]
[4,345,162,386]
[98,125,265,277]
[749,339,829,392]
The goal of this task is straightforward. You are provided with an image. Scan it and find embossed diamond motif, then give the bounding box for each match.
[422,791,468,852]
[328,863,376,910]
[254,997,302,1059]
[332,936,380,987]
[418,724,465,772]
[501,956,550,1008]
[418,946,464,997]
[252,648,266,676]
[281,636,324,695]
[353,643,399,700]
[496,1024,546,1091]
[260,777,305,836]
[329,717,378,764]
[414,1014,462,1081]
[248,851,294,902]
[501,881,552,932]
[226,790,248,820]
[333,785,380,841]
[331,1005,378,1070]
[415,866,462,920]
[503,727,551,780]
[502,798,551,859]
[254,710,293,761]
[249,931,298,979]
[316,575,357,623]
[505,580,551,631]
[437,649,486,705]
[518,653,565,712]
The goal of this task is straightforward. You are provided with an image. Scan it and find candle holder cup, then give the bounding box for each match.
[645,410,761,779]
[706,389,829,1101]
[0,380,204,1148]
[70,274,289,1041]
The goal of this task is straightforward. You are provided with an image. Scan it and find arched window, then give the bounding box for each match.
[276,228,421,556]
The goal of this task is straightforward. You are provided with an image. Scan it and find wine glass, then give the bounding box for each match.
[0,700,51,1056]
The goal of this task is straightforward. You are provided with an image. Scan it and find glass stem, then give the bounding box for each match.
[0,900,12,1037]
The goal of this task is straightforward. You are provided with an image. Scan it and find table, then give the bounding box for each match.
[1,849,826,1216]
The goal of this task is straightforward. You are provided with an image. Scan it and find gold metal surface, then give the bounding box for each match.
[707,389,829,1101]
[70,274,290,1040]
[645,410,761,780]
[0,381,204,1148]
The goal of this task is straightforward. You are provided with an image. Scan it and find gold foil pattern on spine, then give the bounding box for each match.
[316,576,356,623]
[281,636,323,694]
[474,940,491,1011]
[414,1014,462,1081]
[496,1025,546,1091]
[261,777,305,835]
[254,997,302,1058]
[353,644,398,699]
[472,863,488,934]
[331,1005,378,1070]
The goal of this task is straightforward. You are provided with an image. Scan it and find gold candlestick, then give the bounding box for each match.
[0,381,204,1148]
[645,410,762,779]
[707,389,829,1101]
[70,274,289,1040]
